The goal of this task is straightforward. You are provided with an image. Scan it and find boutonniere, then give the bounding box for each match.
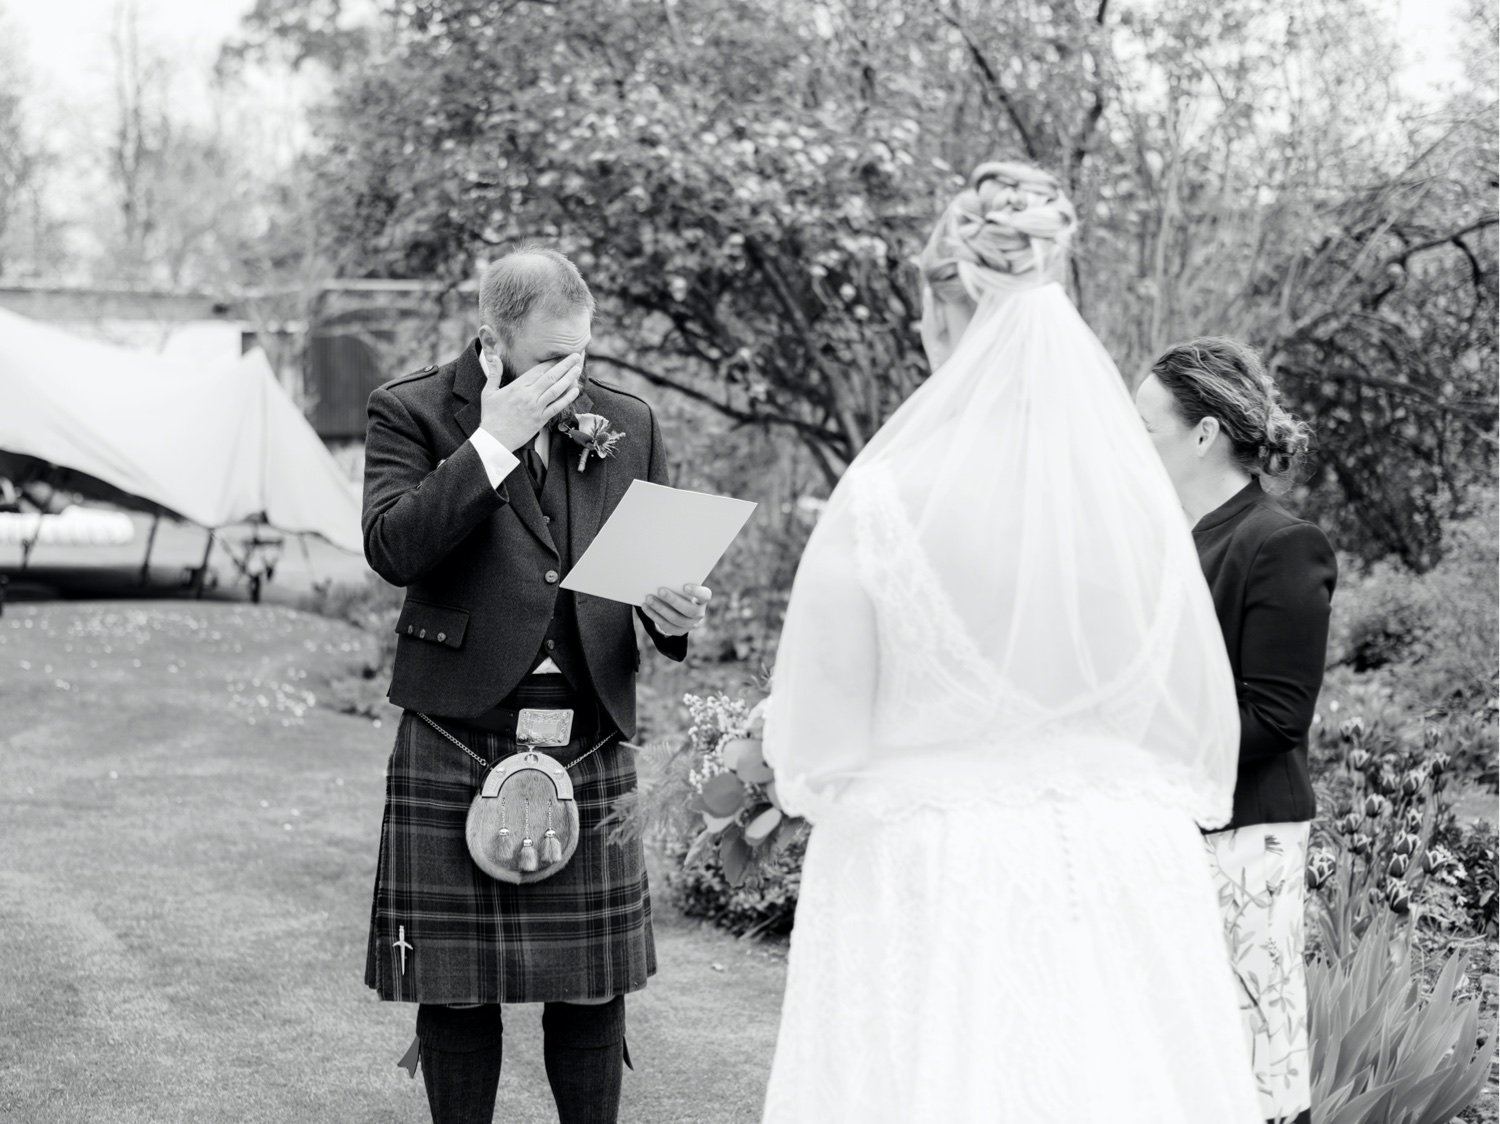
[559,413,627,472]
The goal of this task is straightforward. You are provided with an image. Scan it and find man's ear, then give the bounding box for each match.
[477,324,505,362]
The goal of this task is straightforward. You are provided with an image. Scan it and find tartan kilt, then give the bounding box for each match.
[364,708,656,1005]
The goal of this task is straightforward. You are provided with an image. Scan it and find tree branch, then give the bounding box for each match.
[936,4,1038,160]
[589,352,846,448]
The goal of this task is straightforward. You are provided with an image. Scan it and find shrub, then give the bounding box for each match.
[304,573,403,716]
[1328,493,1499,713]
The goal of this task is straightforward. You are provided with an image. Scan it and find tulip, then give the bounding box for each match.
[1427,751,1450,776]
[1424,724,1444,747]
[1337,812,1363,836]
[1385,880,1411,914]
[1404,808,1424,834]
[1339,716,1365,742]
[1421,849,1447,875]
[1377,770,1400,796]
[1306,850,1337,890]
[1350,833,1373,857]
[1401,770,1426,797]
[1392,832,1420,856]
[1364,794,1389,819]
[1348,748,1373,771]
[1387,853,1411,879]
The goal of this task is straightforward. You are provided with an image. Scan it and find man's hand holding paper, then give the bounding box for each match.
[559,479,756,637]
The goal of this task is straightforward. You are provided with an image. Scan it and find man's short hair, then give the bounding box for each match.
[478,245,595,343]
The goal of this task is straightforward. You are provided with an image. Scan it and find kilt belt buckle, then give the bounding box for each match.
[516,707,573,748]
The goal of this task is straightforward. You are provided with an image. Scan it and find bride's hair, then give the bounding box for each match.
[917,162,1078,301]
[1150,337,1312,479]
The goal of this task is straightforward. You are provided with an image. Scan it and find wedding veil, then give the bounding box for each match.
[762,163,1240,828]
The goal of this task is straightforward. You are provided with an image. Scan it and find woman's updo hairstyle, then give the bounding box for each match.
[918,161,1078,302]
[1150,337,1312,479]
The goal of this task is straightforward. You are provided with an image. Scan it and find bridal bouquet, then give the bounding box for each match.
[678,692,807,887]
[611,689,807,897]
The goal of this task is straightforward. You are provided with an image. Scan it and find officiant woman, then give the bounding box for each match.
[1136,336,1337,1124]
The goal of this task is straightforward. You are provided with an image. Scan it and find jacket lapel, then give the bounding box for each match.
[450,339,555,554]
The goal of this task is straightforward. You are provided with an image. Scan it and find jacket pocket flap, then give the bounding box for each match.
[394,599,469,649]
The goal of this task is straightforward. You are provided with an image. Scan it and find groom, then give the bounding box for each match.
[361,246,712,1123]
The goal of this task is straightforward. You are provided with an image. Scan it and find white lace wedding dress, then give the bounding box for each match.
[760,462,1262,1123]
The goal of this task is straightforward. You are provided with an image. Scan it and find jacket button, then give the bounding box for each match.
[545,639,556,651]
[543,515,552,524]
[406,625,414,635]
[545,569,559,583]
[437,632,447,643]
[419,628,427,639]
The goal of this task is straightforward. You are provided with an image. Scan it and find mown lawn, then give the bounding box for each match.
[0,601,785,1124]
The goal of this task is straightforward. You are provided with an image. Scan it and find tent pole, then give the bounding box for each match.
[139,510,162,586]
[20,518,41,572]
[193,531,215,599]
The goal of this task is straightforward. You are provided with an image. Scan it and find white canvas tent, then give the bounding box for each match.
[0,306,363,555]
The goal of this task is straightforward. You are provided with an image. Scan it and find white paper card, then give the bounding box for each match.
[560,479,757,606]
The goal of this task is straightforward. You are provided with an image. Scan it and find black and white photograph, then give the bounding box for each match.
[0,0,1496,1121]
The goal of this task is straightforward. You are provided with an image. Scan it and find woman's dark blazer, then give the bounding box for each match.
[1194,478,1337,831]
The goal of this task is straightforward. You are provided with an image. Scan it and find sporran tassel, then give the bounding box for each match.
[494,799,518,863]
[541,802,563,864]
[517,799,538,871]
[494,826,518,864]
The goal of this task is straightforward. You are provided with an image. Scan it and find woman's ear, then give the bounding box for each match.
[1193,416,1221,458]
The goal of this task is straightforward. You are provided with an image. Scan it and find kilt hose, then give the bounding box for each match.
[365,678,656,1005]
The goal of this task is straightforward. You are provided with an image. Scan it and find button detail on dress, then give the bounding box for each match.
[543,515,552,524]
[437,632,447,643]
[545,639,556,651]
[418,628,427,639]
[544,569,559,584]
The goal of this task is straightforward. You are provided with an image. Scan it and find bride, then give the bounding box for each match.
[759,163,1262,1122]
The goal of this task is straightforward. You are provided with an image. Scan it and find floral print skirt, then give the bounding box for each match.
[1203,820,1313,1124]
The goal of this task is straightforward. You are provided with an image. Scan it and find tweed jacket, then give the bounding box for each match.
[361,339,688,739]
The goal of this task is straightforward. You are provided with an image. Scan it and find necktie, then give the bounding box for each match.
[523,439,546,494]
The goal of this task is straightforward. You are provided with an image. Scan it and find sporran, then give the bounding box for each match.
[417,711,617,885]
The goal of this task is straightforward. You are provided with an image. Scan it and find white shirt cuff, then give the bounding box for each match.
[468,428,521,491]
